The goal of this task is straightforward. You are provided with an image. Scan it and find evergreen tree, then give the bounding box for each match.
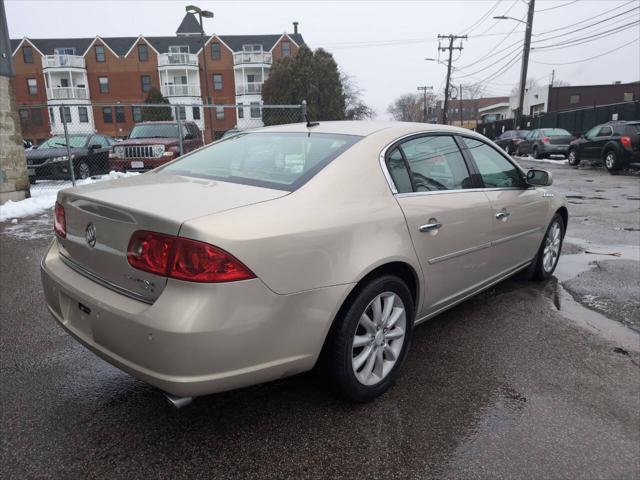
[141,87,172,121]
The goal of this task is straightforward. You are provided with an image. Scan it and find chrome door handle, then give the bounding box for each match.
[495,211,511,220]
[419,222,442,232]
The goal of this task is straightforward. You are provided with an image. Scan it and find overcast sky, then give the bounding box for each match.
[6,0,640,118]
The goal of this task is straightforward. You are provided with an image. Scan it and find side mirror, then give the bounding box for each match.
[526,169,553,187]
[183,133,194,140]
[90,144,101,150]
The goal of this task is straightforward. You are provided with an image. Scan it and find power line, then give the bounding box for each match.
[531,37,640,65]
[474,0,520,36]
[532,21,640,51]
[536,0,579,13]
[458,0,503,35]
[455,40,524,78]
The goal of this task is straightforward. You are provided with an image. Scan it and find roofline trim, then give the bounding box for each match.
[268,33,299,52]
[123,35,160,58]
[83,36,119,58]
[196,34,234,55]
[11,38,44,57]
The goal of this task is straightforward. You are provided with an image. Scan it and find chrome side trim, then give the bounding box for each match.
[428,242,491,265]
[491,227,542,246]
[59,253,155,305]
[395,187,532,198]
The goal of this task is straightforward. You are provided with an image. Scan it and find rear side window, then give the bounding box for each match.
[161,132,361,191]
[386,148,412,194]
[398,135,472,191]
[597,126,613,137]
[463,137,523,188]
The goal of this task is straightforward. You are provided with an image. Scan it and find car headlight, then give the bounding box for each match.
[50,156,69,163]
[113,146,125,157]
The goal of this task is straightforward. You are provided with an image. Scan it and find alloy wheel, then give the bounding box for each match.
[542,221,561,273]
[605,152,615,169]
[351,292,406,386]
[78,162,91,179]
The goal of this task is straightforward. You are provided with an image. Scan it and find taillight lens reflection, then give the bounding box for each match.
[620,136,632,148]
[54,202,66,238]
[127,230,256,283]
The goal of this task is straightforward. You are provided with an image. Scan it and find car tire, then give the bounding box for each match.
[567,149,580,167]
[29,177,36,185]
[326,275,414,402]
[77,161,91,180]
[604,150,622,172]
[533,146,542,160]
[531,213,565,281]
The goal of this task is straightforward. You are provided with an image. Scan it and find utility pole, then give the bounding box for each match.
[459,84,463,127]
[438,34,466,125]
[417,85,433,123]
[515,0,535,129]
[550,69,555,87]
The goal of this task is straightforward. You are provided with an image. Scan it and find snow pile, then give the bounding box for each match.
[0,171,139,222]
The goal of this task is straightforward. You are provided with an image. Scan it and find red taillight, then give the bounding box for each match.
[620,136,632,148]
[542,137,551,143]
[54,202,66,238]
[127,231,255,283]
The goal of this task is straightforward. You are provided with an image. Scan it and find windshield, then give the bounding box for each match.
[542,128,571,136]
[129,124,186,139]
[161,132,361,190]
[39,135,88,149]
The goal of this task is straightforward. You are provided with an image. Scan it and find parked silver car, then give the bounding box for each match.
[41,122,567,404]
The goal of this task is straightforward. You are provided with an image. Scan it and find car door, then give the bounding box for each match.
[460,136,548,276]
[495,131,509,149]
[593,125,613,159]
[386,134,495,315]
[580,126,601,160]
[89,135,111,174]
[519,130,536,155]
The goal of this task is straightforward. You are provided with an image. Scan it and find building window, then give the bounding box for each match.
[213,74,223,90]
[281,41,291,57]
[237,103,244,119]
[79,106,88,123]
[250,102,261,118]
[32,108,43,125]
[623,92,634,101]
[211,43,221,60]
[132,106,142,123]
[140,75,151,93]
[22,46,33,64]
[115,106,125,123]
[138,44,148,61]
[192,106,200,120]
[215,106,224,120]
[95,45,106,62]
[59,106,71,123]
[102,107,113,123]
[98,76,109,93]
[27,78,37,95]
[177,106,186,120]
[49,107,55,124]
[570,94,580,104]
[19,109,29,125]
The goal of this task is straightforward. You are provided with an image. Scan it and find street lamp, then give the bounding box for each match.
[186,5,214,141]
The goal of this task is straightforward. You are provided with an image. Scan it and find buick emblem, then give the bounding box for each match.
[85,223,97,248]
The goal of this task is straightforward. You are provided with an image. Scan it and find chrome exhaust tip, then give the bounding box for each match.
[163,392,194,409]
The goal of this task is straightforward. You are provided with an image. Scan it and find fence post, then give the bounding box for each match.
[301,100,307,123]
[60,103,76,186]
[174,105,184,156]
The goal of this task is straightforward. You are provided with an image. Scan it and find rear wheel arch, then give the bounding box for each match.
[556,207,568,236]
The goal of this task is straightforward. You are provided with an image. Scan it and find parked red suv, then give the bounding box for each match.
[109,121,203,172]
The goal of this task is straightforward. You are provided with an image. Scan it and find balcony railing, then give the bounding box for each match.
[42,55,86,69]
[158,52,199,67]
[233,51,272,65]
[161,84,201,97]
[46,87,89,100]
[236,82,263,95]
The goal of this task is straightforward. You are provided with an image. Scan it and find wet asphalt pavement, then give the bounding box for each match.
[1,160,639,479]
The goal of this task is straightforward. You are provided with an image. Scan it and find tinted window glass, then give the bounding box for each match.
[542,128,571,136]
[386,148,412,194]
[399,136,471,191]
[597,126,612,137]
[463,137,523,188]
[585,126,600,139]
[129,123,186,139]
[161,132,361,190]
[516,130,530,138]
[39,135,88,149]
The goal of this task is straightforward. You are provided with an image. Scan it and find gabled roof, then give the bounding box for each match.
[176,13,202,36]
[145,36,206,54]
[18,37,94,56]
[218,33,304,52]
[101,37,139,56]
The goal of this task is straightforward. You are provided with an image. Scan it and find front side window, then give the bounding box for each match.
[95,45,106,62]
[140,75,151,92]
[584,126,600,139]
[161,132,361,190]
[281,41,291,57]
[399,135,471,191]
[211,43,221,60]
[213,74,223,90]
[78,106,88,123]
[596,126,613,137]
[138,44,148,61]
[102,107,113,123]
[98,76,109,93]
[115,106,125,123]
[23,46,33,64]
[27,78,37,95]
[463,137,523,188]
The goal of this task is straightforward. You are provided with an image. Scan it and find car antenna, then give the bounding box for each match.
[304,111,319,128]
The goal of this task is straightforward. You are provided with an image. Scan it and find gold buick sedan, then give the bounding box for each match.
[41,122,567,406]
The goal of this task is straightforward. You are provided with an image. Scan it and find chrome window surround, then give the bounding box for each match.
[378,130,531,196]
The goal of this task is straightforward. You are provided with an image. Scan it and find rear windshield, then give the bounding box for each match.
[160,132,361,191]
[130,124,186,139]
[542,128,571,136]
[516,130,530,138]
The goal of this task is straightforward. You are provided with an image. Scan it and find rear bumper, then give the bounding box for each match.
[41,241,351,397]
[540,144,569,154]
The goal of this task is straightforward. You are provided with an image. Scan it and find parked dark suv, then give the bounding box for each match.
[494,130,530,155]
[568,121,640,172]
[109,121,203,172]
[515,128,573,159]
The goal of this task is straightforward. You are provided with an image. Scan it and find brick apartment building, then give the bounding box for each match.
[10,14,304,143]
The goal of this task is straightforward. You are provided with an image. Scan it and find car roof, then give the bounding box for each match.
[252,120,478,138]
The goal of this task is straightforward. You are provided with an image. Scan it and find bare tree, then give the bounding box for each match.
[387,92,437,122]
[552,79,571,87]
[341,71,376,120]
[510,78,541,96]
[460,83,486,100]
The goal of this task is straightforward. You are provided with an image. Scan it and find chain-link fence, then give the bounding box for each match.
[18,101,304,191]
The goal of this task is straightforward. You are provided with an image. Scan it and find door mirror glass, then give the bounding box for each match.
[526,169,553,186]
[90,144,101,150]
[183,132,194,140]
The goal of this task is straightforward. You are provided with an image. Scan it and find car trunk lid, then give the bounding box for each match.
[548,135,572,145]
[56,172,288,302]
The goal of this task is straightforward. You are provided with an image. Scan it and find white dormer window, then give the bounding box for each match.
[54,47,76,55]
[242,44,262,52]
[169,45,189,53]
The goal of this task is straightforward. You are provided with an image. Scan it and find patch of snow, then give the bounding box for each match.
[0,171,139,222]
